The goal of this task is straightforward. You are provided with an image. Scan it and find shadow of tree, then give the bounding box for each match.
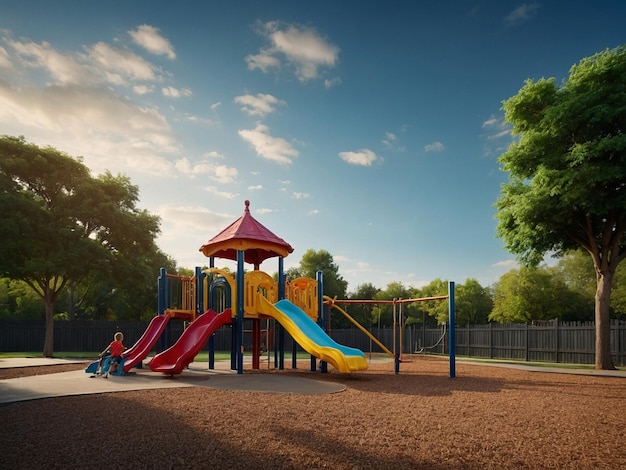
[269,424,450,470]
[265,369,506,397]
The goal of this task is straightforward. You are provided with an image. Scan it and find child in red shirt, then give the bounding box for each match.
[96,332,125,378]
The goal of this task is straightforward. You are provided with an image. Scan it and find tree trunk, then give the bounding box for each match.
[595,271,615,370]
[43,294,55,357]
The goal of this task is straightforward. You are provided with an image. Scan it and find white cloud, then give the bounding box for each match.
[489,129,511,140]
[424,141,444,153]
[324,77,342,89]
[204,150,224,159]
[247,21,339,82]
[234,93,284,116]
[210,164,238,184]
[133,84,154,95]
[88,41,158,84]
[204,187,238,199]
[292,192,310,199]
[482,115,511,140]
[384,131,397,142]
[158,205,235,234]
[245,52,280,73]
[248,185,263,191]
[0,28,201,184]
[238,123,299,164]
[174,158,203,175]
[0,46,11,69]
[9,38,93,85]
[128,24,176,60]
[338,148,381,166]
[6,35,163,89]
[482,117,498,128]
[0,79,178,173]
[162,86,192,98]
[491,259,517,269]
[186,115,216,126]
[210,102,221,110]
[504,3,540,25]
[256,208,274,214]
[382,131,397,148]
[174,157,238,183]
[308,209,319,215]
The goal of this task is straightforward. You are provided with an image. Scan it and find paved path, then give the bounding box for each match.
[0,358,346,404]
[457,358,626,378]
[1,357,624,405]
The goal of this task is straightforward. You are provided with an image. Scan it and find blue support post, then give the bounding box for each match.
[157,267,166,315]
[158,268,167,352]
[279,325,285,370]
[277,258,285,370]
[195,266,204,314]
[448,281,456,378]
[236,250,245,374]
[195,266,212,370]
[278,258,285,298]
[317,270,327,373]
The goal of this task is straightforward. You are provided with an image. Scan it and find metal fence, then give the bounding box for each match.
[1,319,625,366]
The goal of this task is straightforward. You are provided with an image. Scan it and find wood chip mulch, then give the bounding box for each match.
[1,357,625,469]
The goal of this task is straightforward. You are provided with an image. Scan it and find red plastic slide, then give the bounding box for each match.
[122,314,171,373]
[149,309,232,375]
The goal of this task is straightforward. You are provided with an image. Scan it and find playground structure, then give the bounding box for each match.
[325,291,456,376]
[86,200,456,377]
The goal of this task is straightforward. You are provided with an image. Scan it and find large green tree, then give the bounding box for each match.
[413,278,490,326]
[495,46,626,369]
[414,278,449,325]
[373,281,413,327]
[490,267,561,323]
[455,279,493,325]
[0,136,161,356]
[555,250,626,319]
[346,282,381,329]
[294,248,348,300]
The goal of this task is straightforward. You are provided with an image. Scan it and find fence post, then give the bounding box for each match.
[525,323,529,362]
[554,319,559,363]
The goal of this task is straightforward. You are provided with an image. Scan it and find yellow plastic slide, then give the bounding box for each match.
[256,295,367,373]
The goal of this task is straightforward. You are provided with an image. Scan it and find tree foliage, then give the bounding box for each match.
[371,281,413,327]
[490,267,558,323]
[555,250,626,319]
[495,46,626,369]
[294,248,348,300]
[490,265,593,323]
[0,278,42,319]
[0,136,163,356]
[345,282,381,328]
[455,279,493,325]
[414,278,449,325]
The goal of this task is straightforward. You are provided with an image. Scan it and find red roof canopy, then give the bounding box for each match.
[199,200,294,265]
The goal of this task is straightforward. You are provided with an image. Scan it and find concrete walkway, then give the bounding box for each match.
[457,358,626,378]
[0,358,346,404]
[1,357,624,405]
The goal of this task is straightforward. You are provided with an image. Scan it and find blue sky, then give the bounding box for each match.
[1,1,625,292]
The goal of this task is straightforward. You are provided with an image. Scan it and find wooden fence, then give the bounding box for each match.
[1,319,625,366]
